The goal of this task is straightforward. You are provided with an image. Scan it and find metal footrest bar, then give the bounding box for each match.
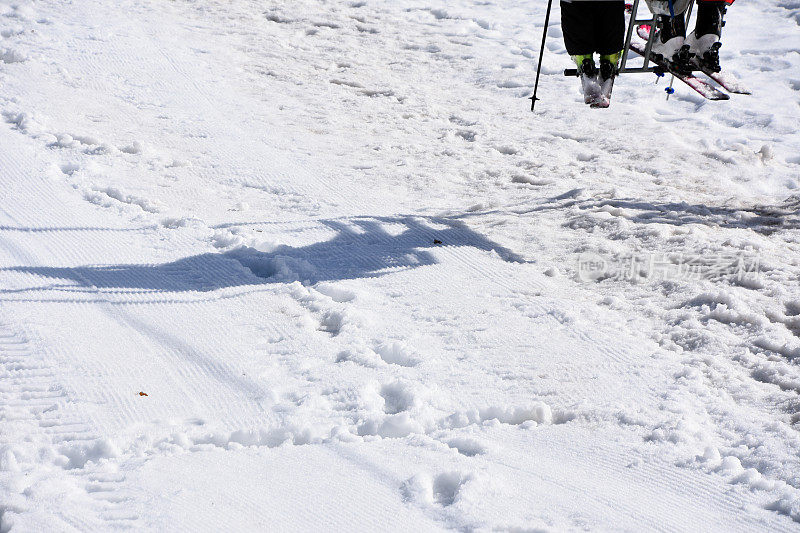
[563,66,658,77]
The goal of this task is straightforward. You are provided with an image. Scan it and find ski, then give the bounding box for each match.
[582,74,607,108]
[631,26,729,101]
[592,75,615,108]
[698,66,752,95]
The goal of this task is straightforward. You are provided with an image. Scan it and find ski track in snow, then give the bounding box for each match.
[1,0,800,530]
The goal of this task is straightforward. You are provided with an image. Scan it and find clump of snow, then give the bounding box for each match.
[373,341,420,367]
[0,447,20,472]
[766,494,800,523]
[446,437,487,456]
[479,404,553,426]
[7,3,37,21]
[753,336,800,360]
[335,347,382,368]
[402,471,475,508]
[60,439,120,469]
[0,48,27,64]
[211,230,244,249]
[2,110,42,134]
[84,186,163,213]
[119,140,145,154]
[314,282,356,303]
[402,473,434,504]
[376,413,424,438]
[228,246,317,283]
[60,162,80,176]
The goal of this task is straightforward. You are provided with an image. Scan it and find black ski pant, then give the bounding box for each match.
[560,1,625,56]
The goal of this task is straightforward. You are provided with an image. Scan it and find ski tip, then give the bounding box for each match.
[721,84,752,95]
[588,96,611,108]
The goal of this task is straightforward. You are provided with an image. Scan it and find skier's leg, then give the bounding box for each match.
[646,0,694,75]
[687,0,732,72]
[593,1,626,81]
[561,1,596,64]
[561,2,602,104]
[644,0,693,16]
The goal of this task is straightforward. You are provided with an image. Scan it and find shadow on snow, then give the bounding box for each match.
[462,191,800,236]
[1,216,526,294]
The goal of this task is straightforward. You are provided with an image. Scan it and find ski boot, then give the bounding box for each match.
[573,54,602,106]
[651,14,694,76]
[595,51,621,108]
[599,52,621,83]
[687,2,726,72]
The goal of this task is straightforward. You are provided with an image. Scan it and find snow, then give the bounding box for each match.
[1,0,800,530]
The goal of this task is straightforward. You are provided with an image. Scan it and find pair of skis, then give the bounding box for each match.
[630,25,751,101]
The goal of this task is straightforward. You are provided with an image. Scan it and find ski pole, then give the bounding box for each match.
[529,0,555,112]
[665,1,693,102]
[664,0,677,100]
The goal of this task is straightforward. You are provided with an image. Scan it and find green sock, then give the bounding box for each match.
[600,50,623,67]
[572,54,594,67]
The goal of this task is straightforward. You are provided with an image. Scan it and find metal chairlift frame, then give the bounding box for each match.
[563,0,695,77]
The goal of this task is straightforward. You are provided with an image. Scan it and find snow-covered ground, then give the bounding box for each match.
[1,0,800,530]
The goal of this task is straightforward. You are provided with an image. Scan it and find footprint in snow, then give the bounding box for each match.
[401,472,473,507]
[455,129,477,142]
[380,380,418,414]
[60,162,80,176]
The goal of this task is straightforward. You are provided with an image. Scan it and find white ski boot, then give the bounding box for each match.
[651,14,694,75]
[687,2,726,73]
[573,55,603,106]
[687,34,721,72]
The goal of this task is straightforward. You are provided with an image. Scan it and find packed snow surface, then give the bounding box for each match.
[1,0,800,530]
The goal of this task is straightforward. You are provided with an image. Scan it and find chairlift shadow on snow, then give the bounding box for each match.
[0,215,527,295]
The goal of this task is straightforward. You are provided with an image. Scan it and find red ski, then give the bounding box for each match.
[697,65,752,95]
